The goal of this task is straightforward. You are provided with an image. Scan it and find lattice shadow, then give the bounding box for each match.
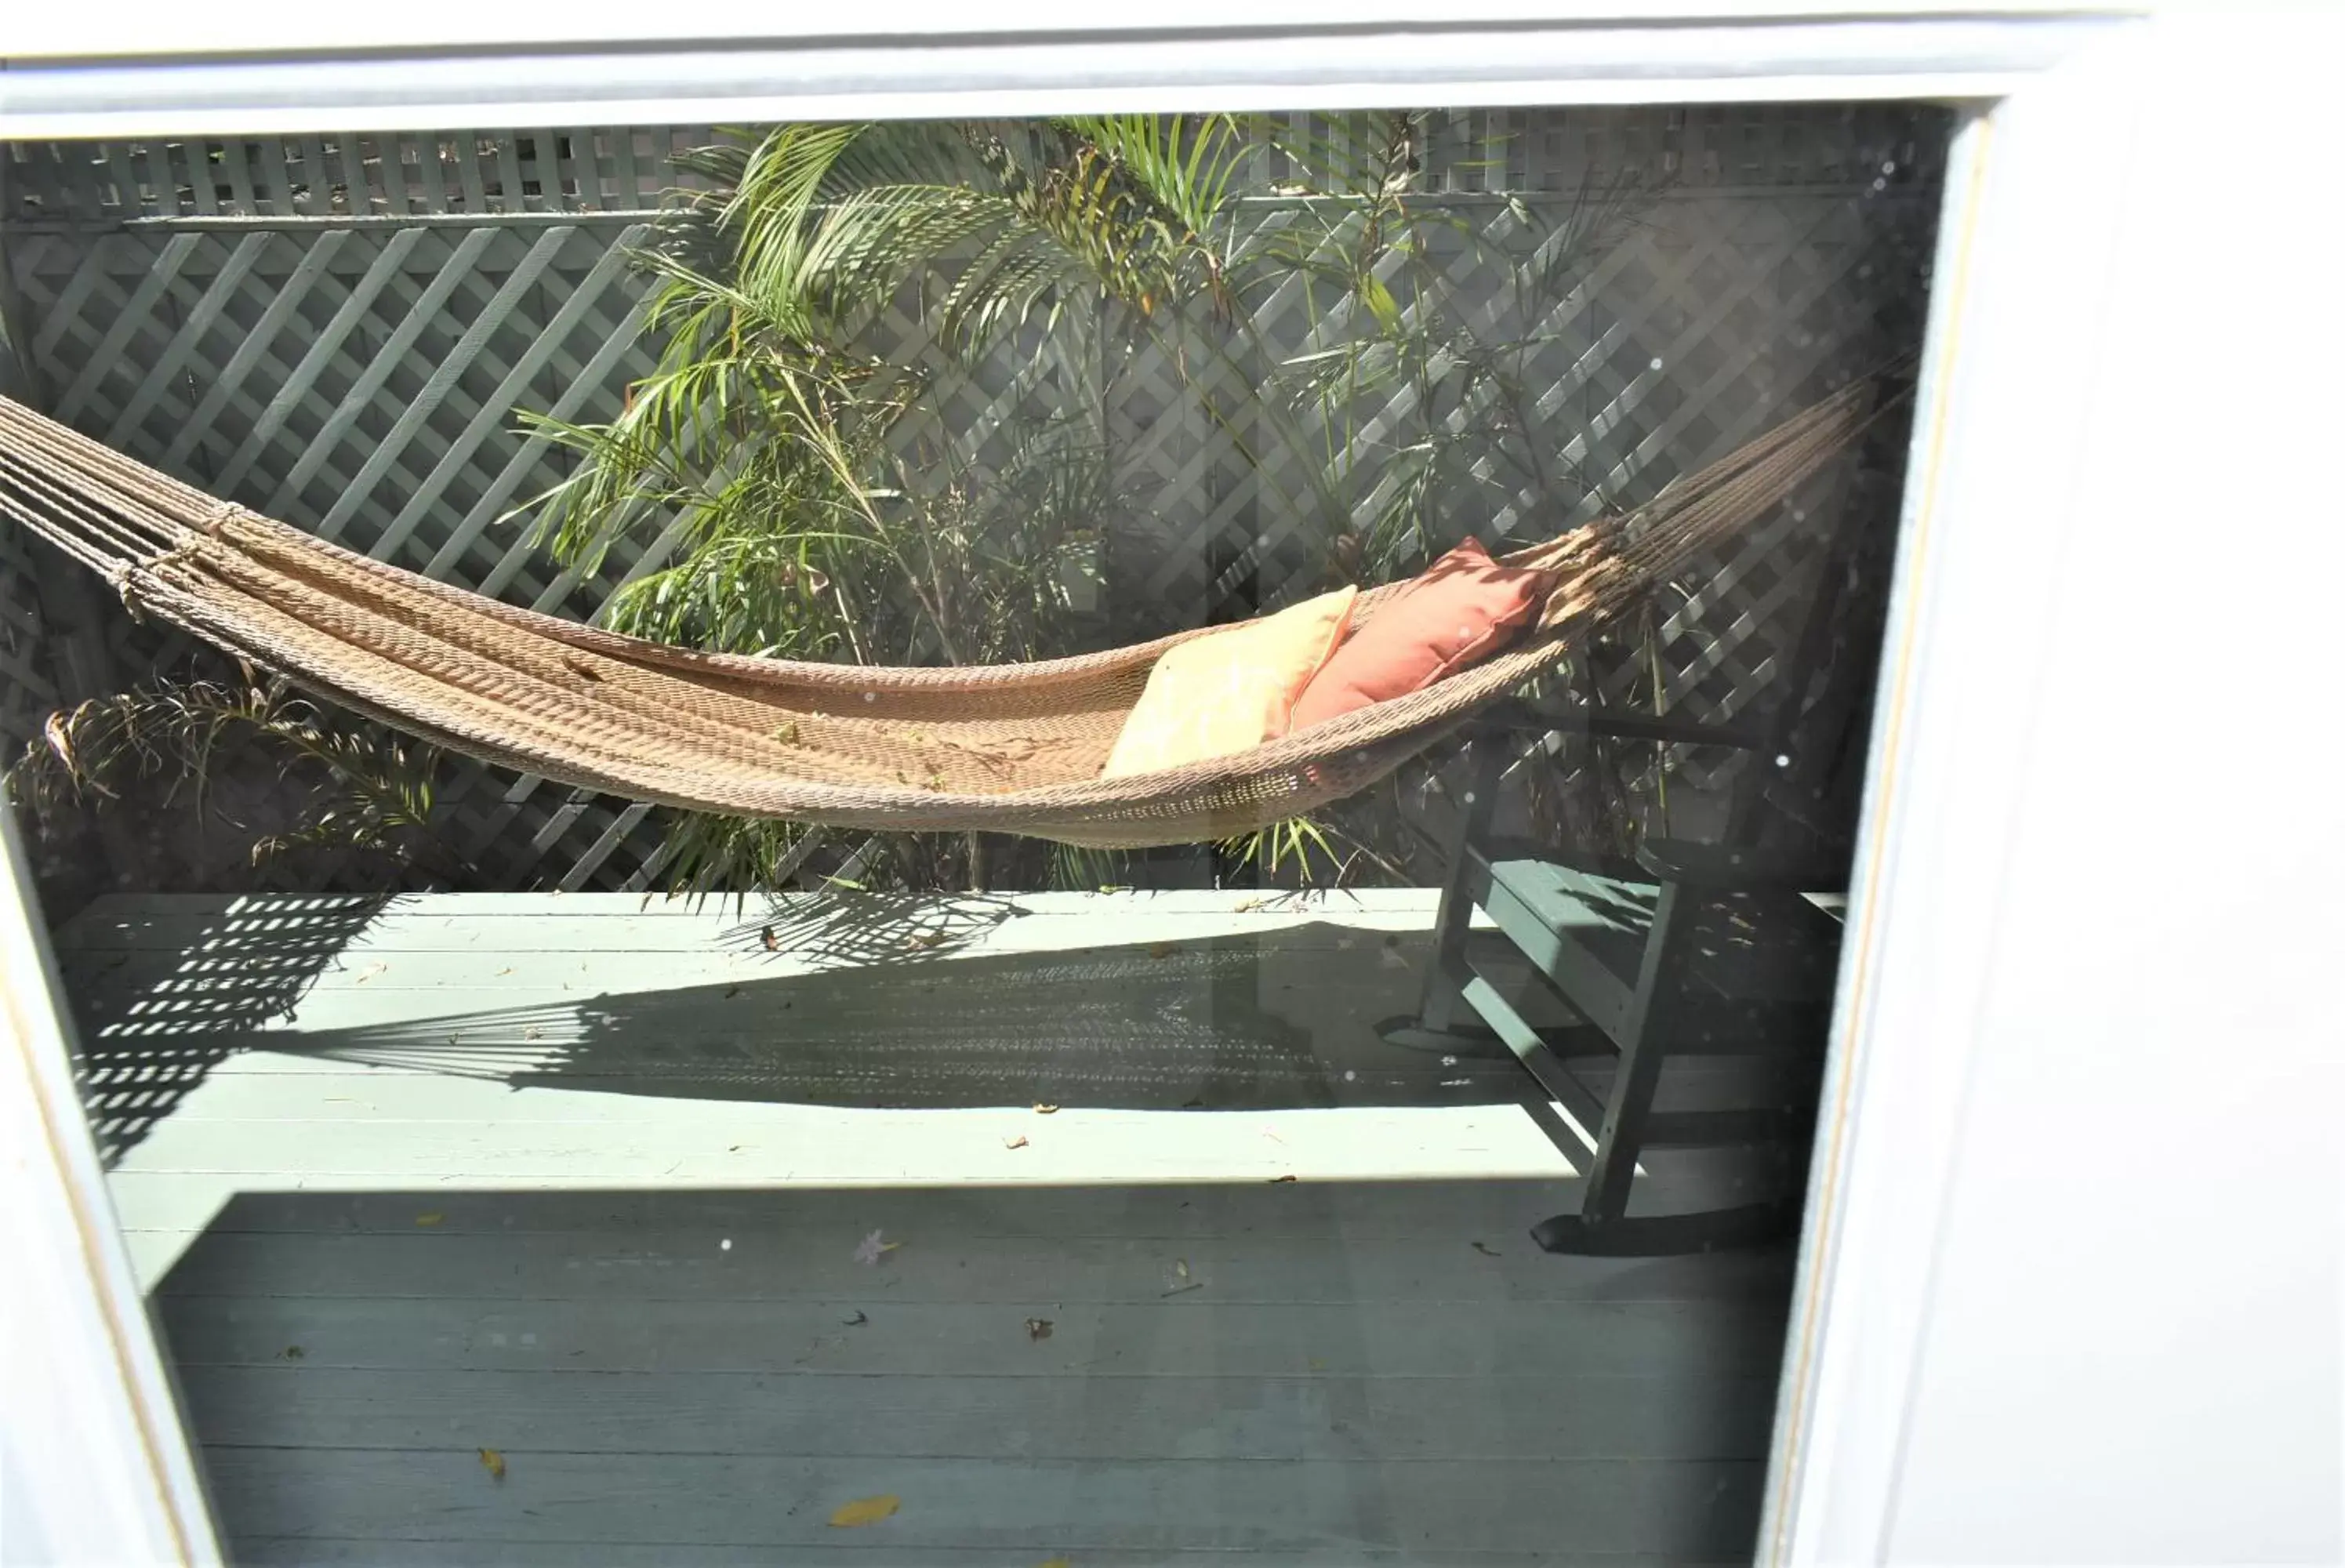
[59,894,395,1162]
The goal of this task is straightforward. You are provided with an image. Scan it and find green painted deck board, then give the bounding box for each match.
[173,1364,1780,1460]
[232,1543,1737,1566]
[160,1294,1786,1381]
[154,1225,1788,1305]
[196,1450,1766,1557]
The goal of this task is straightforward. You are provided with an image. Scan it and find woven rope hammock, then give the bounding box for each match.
[0,379,1887,848]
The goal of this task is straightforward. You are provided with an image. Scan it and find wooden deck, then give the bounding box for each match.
[56,891,1795,1566]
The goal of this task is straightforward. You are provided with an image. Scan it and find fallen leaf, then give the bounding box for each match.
[828,1494,900,1529]
[1039,1559,1073,1568]
[495,967,514,977]
[1232,896,1268,913]
[354,962,387,984]
[760,924,780,952]
[1032,1103,1059,1116]
[841,1310,869,1327]
[415,1213,445,1227]
[1471,1240,1502,1257]
[1147,941,1180,959]
[724,985,742,999]
[1004,1134,1029,1149]
[1025,1317,1054,1341]
[478,1447,506,1482]
[281,1345,304,1360]
[1269,1174,1298,1184]
[905,931,945,951]
[853,1230,902,1266]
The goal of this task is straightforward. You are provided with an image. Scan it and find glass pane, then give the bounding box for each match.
[5,101,1950,1563]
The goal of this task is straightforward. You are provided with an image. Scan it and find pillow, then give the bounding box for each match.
[1290,539,1550,729]
[1101,587,1358,778]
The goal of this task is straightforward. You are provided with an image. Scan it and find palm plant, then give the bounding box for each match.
[520,113,1653,893]
[8,672,452,897]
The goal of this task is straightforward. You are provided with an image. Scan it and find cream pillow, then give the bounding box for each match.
[1101,587,1358,779]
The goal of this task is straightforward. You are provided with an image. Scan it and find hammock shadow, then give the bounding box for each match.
[256,922,1541,1112]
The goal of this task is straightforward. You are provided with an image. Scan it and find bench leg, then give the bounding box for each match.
[1530,884,1795,1255]
[1380,740,1507,1054]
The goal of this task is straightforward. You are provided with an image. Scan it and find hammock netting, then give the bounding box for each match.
[0,379,1886,848]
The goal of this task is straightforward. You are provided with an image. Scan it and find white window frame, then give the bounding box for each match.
[5,8,2339,1563]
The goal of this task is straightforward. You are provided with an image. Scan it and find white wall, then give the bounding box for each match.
[1782,10,2343,1563]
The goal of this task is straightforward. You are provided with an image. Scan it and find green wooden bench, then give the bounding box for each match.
[1385,467,1893,1255]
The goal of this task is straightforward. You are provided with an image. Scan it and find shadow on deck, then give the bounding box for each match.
[60,893,1548,1156]
[219,926,1542,1112]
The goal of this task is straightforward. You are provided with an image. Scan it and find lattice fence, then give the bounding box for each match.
[0,107,1947,891]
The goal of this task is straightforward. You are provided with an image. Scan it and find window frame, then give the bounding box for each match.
[16,9,2336,1565]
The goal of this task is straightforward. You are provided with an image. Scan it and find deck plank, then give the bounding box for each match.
[234,1544,1736,1566]
[153,1226,1786,1306]
[172,1364,1779,1461]
[158,1295,1786,1380]
[197,1449,1766,1557]
[99,1178,1788,1245]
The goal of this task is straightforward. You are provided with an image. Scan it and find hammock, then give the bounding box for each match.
[0,381,1886,849]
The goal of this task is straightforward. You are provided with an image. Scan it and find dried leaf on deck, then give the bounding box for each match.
[415,1213,445,1227]
[1004,1134,1029,1149]
[853,1230,902,1266]
[1032,1103,1059,1115]
[827,1494,900,1528]
[1025,1317,1054,1341]
[477,1447,506,1481]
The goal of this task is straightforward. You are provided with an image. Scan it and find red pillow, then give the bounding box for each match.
[1291,539,1550,729]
